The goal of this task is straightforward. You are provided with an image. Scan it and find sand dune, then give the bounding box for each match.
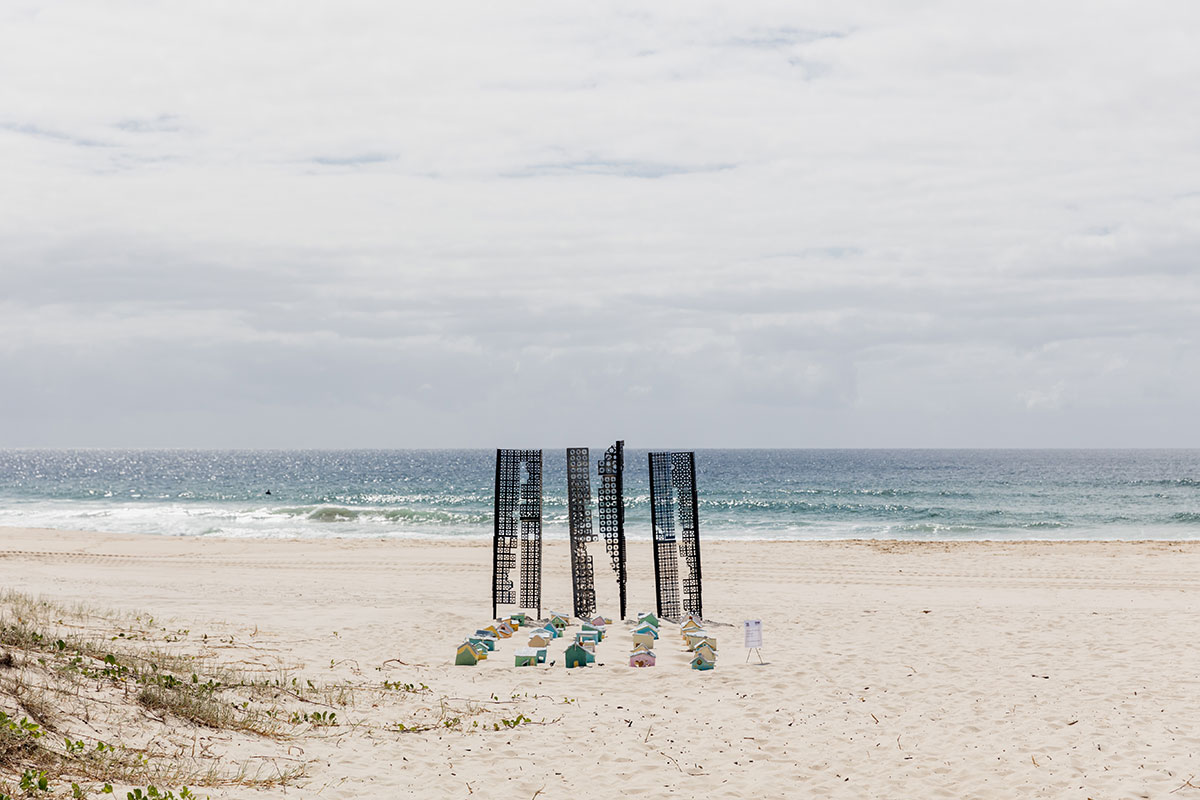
[3,526,1200,798]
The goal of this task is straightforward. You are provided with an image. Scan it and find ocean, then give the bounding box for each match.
[0,449,1197,541]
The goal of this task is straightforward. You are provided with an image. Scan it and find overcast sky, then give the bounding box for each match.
[1,2,1197,448]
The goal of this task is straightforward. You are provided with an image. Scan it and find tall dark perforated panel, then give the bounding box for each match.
[597,440,628,619]
[566,447,597,619]
[672,452,703,619]
[493,451,518,617]
[648,452,680,618]
[517,451,543,615]
[493,449,543,618]
[648,451,702,620]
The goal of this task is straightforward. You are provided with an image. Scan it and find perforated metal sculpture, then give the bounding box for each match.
[493,449,543,619]
[566,447,597,619]
[597,441,628,619]
[648,451,702,620]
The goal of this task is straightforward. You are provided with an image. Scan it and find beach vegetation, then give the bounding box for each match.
[122,786,200,800]
[289,711,337,727]
[19,769,50,794]
[2,588,556,795]
[0,590,309,796]
[493,714,530,730]
[382,681,429,694]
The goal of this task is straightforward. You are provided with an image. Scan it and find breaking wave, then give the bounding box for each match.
[287,506,487,525]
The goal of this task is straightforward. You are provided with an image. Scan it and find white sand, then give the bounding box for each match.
[4,526,1200,798]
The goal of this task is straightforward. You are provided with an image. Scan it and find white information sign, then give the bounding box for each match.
[743,619,763,649]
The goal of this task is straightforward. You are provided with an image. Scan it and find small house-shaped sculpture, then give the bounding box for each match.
[576,630,600,646]
[495,621,515,638]
[629,650,656,668]
[631,641,654,655]
[581,623,605,641]
[533,647,547,663]
[631,631,656,650]
[514,648,539,667]
[638,612,660,629]
[469,635,497,651]
[633,623,659,639]
[536,625,559,639]
[510,613,528,626]
[680,619,703,636]
[693,642,717,663]
[456,642,481,666]
[684,631,710,650]
[549,614,571,631]
[690,653,715,671]
[482,625,501,639]
[564,642,593,668]
[590,615,610,627]
[681,612,703,627]
[527,632,551,648]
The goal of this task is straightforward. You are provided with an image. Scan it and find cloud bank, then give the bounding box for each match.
[1,1,1197,447]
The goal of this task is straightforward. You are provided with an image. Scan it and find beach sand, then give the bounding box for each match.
[3,526,1200,798]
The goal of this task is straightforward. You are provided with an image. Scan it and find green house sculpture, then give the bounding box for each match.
[564,642,593,668]
[456,642,481,666]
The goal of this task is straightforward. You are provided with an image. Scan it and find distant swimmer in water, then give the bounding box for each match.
[265,490,272,496]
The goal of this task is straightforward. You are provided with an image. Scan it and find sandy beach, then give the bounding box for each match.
[4,526,1200,798]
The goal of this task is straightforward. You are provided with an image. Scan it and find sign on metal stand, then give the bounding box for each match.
[743,619,764,664]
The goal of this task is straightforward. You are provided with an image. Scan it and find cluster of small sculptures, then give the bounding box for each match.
[455,610,718,671]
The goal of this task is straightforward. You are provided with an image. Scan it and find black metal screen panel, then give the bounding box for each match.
[567,447,597,619]
[597,440,627,619]
[648,451,681,619]
[518,452,543,614]
[493,450,519,616]
[493,449,542,618]
[672,452,703,619]
[648,451,702,619]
